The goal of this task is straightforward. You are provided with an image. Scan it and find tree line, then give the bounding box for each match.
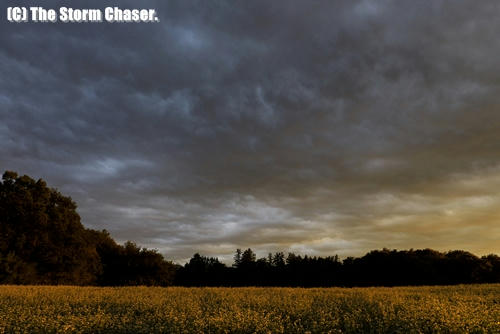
[1,171,499,286]
[176,248,500,287]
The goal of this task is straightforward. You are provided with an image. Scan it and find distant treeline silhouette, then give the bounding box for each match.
[1,171,499,286]
[176,248,500,287]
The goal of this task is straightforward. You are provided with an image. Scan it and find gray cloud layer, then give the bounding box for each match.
[2,0,500,263]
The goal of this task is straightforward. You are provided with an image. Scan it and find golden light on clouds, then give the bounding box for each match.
[2,1,500,261]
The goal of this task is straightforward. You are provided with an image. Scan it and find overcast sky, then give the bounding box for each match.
[2,0,500,263]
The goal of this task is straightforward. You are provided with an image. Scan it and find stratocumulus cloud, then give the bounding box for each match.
[1,0,500,263]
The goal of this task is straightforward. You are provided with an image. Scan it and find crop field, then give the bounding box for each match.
[0,285,498,333]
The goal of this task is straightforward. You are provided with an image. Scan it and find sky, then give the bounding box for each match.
[1,0,500,264]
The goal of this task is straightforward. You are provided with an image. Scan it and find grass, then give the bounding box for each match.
[0,284,498,333]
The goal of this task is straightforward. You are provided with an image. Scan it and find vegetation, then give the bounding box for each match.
[0,284,498,333]
[0,171,176,286]
[1,170,499,287]
[176,248,500,287]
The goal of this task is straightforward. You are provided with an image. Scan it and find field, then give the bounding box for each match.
[0,285,498,333]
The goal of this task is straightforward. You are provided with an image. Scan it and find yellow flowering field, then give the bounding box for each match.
[0,284,498,333]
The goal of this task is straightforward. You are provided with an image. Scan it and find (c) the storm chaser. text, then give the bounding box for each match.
[7,7,159,23]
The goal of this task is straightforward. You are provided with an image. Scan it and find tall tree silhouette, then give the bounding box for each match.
[0,171,100,284]
[0,171,176,286]
[240,248,256,267]
[233,248,242,268]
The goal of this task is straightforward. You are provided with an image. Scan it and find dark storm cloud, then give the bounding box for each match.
[2,0,500,262]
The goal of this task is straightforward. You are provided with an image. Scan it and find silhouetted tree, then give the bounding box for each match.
[272,252,286,267]
[233,249,242,268]
[0,171,176,286]
[176,253,227,286]
[0,171,101,284]
[482,254,500,282]
[241,248,256,266]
